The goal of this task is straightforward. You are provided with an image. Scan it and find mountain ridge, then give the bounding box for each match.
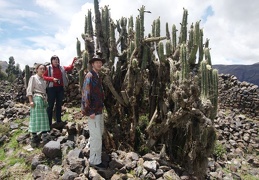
[213,62,259,86]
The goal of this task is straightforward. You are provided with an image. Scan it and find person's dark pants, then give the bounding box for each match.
[46,86,64,126]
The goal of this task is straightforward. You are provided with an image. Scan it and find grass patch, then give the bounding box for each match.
[242,174,259,180]
[15,117,29,124]
[0,127,35,179]
[8,129,24,149]
[0,148,5,161]
[62,107,81,122]
[213,140,226,159]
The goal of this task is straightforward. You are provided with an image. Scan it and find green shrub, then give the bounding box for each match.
[0,124,9,137]
[213,141,226,159]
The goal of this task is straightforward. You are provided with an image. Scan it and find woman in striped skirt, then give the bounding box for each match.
[26,64,50,147]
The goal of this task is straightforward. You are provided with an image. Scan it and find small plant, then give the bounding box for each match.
[0,123,9,137]
[213,141,226,159]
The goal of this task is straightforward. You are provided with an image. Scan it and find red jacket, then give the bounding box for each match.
[43,64,73,87]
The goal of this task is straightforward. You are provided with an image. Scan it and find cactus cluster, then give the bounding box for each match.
[76,1,219,178]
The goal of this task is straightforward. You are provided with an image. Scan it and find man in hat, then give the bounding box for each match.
[81,54,106,169]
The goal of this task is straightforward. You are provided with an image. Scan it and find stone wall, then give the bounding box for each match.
[218,74,259,119]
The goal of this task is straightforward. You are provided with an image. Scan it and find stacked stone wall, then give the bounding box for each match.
[218,74,259,119]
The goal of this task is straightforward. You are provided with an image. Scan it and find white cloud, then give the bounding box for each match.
[0,0,258,70]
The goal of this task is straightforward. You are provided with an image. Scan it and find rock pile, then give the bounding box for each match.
[13,108,258,180]
[0,80,29,121]
[17,121,194,180]
[207,108,259,179]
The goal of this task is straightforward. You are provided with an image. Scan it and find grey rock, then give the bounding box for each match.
[42,140,62,159]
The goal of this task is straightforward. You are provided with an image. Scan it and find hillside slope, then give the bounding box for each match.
[213,63,259,86]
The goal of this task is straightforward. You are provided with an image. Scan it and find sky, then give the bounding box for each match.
[0,0,259,70]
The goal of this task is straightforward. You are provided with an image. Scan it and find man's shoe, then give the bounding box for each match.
[30,141,38,148]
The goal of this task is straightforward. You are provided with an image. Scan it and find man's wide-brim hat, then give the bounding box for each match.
[89,54,105,64]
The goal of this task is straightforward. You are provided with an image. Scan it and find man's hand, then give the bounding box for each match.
[86,72,92,78]
[72,57,77,64]
[53,78,59,83]
[89,113,95,119]
[30,102,34,108]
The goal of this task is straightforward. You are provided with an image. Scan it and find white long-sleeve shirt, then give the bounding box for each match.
[26,74,47,97]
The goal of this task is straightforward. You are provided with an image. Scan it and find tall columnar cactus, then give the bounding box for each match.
[139,5,145,40]
[141,44,150,70]
[166,39,172,57]
[25,65,31,88]
[155,17,160,38]
[101,6,110,44]
[119,17,128,51]
[128,16,134,33]
[158,41,165,63]
[76,38,81,58]
[180,44,189,82]
[84,15,87,34]
[135,17,141,50]
[204,47,212,66]
[211,69,219,119]
[179,8,188,44]
[188,23,194,49]
[87,10,93,37]
[152,20,156,37]
[166,22,170,40]
[198,29,204,65]
[172,24,177,53]
[189,21,200,65]
[200,60,209,101]
[79,51,88,90]
[109,20,116,66]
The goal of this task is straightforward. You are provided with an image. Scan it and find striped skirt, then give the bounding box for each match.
[29,96,50,133]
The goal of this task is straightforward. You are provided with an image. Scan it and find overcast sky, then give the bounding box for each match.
[0,0,258,70]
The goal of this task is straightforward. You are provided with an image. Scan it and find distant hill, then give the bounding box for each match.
[213,63,259,86]
[0,60,8,74]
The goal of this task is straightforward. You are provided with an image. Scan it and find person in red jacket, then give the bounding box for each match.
[43,55,77,127]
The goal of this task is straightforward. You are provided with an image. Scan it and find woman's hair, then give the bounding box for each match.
[35,64,46,70]
[50,55,60,63]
